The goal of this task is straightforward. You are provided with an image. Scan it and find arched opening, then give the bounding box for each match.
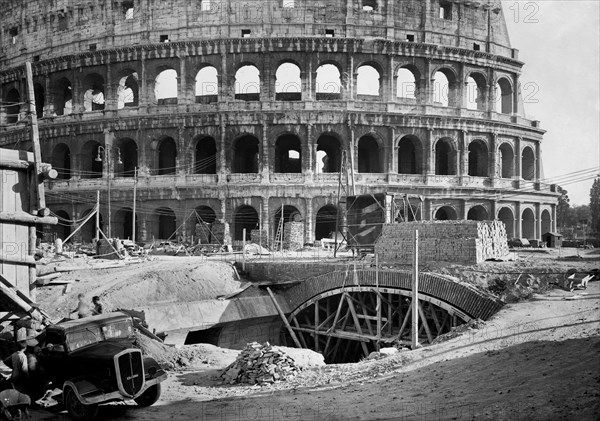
[315,205,338,240]
[232,135,259,173]
[396,67,417,100]
[81,141,103,179]
[195,137,217,174]
[495,77,513,114]
[467,205,488,221]
[499,143,514,178]
[83,73,105,112]
[466,73,486,110]
[52,143,71,179]
[356,65,380,96]
[275,63,302,101]
[114,207,137,240]
[117,72,139,109]
[316,135,342,173]
[274,205,302,246]
[468,140,488,177]
[51,210,72,241]
[275,134,302,173]
[498,207,515,238]
[362,0,378,11]
[34,83,45,118]
[155,207,177,240]
[80,209,103,243]
[195,66,218,104]
[235,65,260,101]
[433,69,456,107]
[191,205,217,244]
[233,205,259,241]
[541,210,551,235]
[53,78,72,116]
[5,89,20,124]
[397,135,422,174]
[434,206,457,220]
[357,135,381,173]
[521,208,535,239]
[521,147,535,180]
[435,138,456,175]
[316,64,342,100]
[115,138,138,177]
[157,137,177,175]
[155,69,178,105]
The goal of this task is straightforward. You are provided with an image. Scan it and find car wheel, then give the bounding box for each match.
[65,388,98,420]
[134,384,161,407]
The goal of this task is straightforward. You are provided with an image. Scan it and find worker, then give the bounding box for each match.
[9,341,29,393]
[91,296,104,315]
[72,293,91,318]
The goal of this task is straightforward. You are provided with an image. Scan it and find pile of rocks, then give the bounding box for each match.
[220,342,300,385]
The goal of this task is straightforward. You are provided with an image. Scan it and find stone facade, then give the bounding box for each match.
[0,0,558,247]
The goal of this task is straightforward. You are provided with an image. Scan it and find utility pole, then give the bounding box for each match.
[95,191,100,242]
[411,229,419,349]
[107,151,112,238]
[132,167,137,242]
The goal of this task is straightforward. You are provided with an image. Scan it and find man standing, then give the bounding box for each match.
[92,296,104,315]
[72,293,91,318]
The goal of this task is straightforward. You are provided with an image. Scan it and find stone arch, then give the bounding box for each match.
[53,77,72,116]
[434,206,457,220]
[315,204,338,240]
[80,140,103,179]
[232,134,260,173]
[499,143,514,178]
[273,205,302,244]
[117,71,139,109]
[82,73,105,112]
[155,68,178,105]
[541,209,552,234]
[235,64,260,101]
[195,65,219,103]
[275,62,302,101]
[356,63,381,96]
[433,67,457,107]
[114,138,138,177]
[466,72,487,110]
[521,207,535,239]
[435,137,457,175]
[157,137,177,175]
[521,146,535,180]
[468,139,488,177]
[34,83,45,118]
[362,0,378,11]
[498,207,515,238]
[194,136,217,174]
[153,207,177,240]
[397,135,423,174]
[275,134,302,173]
[495,77,513,114]
[5,88,20,124]
[52,143,71,179]
[316,133,342,173]
[114,207,138,240]
[233,205,259,241]
[316,63,342,100]
[396,66,418,99]
[467,205,488,221]
[357,134,382,173]
[190,205,218,244]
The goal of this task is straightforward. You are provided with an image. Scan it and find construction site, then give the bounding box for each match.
[0,0,599,420]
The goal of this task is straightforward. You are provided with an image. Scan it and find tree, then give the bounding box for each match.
[590,178,600,240]
[556,185,570,229]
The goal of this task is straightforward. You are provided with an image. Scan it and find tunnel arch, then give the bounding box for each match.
[467,205,488,221]
[434,206,457,220]
[521,208,535,239]
[498,207,515,239]
[357,134,382,173]
[468,139,488,177]
[154,207,177,240]
[315,204,338,240]
[232,135,260,173]
[233,205,259,241]
[435,138,457,175]
[397,135,422,174]
[194,136,217,174]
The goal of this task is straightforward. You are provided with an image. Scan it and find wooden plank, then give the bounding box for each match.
[0,212,57,225]
[345,293,370,356]
[323,293,346,357]
[418,301,434,343]
[266,287,302,348]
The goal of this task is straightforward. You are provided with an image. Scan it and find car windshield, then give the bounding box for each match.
[66,319,134,351]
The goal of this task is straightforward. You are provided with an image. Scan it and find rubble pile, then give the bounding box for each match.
[220,342,301,385]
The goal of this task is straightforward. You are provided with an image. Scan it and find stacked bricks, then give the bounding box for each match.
[374,220,509,265]
[283,222,304,250]
[220,342,300,385]
[195,223,211,244]
[211,221,231,246]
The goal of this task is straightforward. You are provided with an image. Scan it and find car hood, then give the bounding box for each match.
[70,340,136,359]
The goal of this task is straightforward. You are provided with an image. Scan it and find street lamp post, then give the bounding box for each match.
[96,146,121,238]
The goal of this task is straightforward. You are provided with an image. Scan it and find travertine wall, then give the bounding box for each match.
[375,220,509,265]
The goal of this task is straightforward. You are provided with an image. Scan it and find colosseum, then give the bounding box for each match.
[0,0,559,247]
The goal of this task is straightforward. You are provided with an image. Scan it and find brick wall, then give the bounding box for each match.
[283,222,304,250]
[374,221,509,265]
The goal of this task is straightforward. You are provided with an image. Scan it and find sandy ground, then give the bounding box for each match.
[28,249,600,420]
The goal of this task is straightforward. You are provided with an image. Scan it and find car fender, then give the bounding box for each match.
[63,379,101,400]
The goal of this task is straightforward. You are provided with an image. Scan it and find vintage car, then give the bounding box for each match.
[39,312,167,420]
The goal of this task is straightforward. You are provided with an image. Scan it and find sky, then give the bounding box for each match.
[502,0,600,206]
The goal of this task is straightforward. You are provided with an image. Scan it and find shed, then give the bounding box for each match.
[542,232,563,248]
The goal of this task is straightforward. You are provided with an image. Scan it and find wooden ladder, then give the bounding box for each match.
[273,204,285,251]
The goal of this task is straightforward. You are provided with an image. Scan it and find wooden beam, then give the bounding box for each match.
[290,316,309,348]
[266,287,302,348]
[418,301,434,343]
[314,300,320,352]
[0,212,57,225]
[324,294,346,357]
[345,293,370,356]
[0,254,36,266]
